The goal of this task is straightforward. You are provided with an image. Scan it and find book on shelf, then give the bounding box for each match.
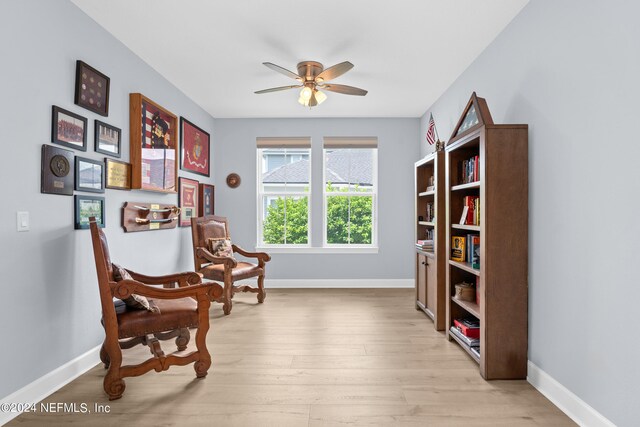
[449,325,479,348]
[416,239,434,251]
[459,155,480,185]
[459,206,468,225]
[454,318,480,339]
[451,236,465,262]
[425,202,435,222]
[470,346,480,358]
[462,196,480,225]
[471,235,480,269]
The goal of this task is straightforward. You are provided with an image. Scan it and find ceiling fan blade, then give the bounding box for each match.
[262,62,303,81]
[316,61,354,82]
[320,84,368,96]
[254,85,302,94]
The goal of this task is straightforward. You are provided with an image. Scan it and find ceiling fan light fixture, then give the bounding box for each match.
[298,96,308,106]
[315,89,327,105]
[300,86,313,101]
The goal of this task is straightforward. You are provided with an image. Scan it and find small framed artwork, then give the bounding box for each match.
[129,93,178,192]
[95,120,121,157]
[105,158,131,190]
[41,144,74,196]
[74,60,110,116]
[52,106,87,151]
[75,156,104,193]
[180,117,210,177]
[178,177,199,227]
[75,195,105,229]
[199,184,215,216]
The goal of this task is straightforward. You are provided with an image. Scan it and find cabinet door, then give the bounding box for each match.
[417,254,427,306]
[426,256,437,313]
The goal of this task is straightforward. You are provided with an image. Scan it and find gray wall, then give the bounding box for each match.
[213,118,419,279]
[419,1,639,425]
[0,0,215,399]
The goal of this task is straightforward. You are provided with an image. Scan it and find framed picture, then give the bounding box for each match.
[129,93,178,193]
[199,184,215,216]
[105,158,131,190]
[74,195,105,229]
[74,156,104,193]
[52,106,87,151]
[180,117,210,177]
[41,144,74,196]
[74,60,110,116]
[178,177,199,227]
[95,120,121,157]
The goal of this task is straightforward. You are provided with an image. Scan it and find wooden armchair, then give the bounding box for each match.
[191,215,270,315]
[89,218,222,400]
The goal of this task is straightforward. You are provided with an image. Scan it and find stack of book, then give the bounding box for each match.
[416,239,434,252]
[451,235,480,268]
[459,195,480,226]
[460,155,479,184]
[425,202,434,222]
[449,324,480,349]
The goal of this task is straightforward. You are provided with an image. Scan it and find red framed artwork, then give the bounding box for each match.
[180,117,210,177]
[178,177,199,227]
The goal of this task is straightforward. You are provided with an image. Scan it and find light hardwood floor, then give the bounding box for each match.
[10,289,574,426]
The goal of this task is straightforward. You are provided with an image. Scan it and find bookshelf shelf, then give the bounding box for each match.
[415,153,446,331]
[445,92,528,380]
[451,224,480,231]
[449,260,480,276]
[451,181,480,191]
[451,297,480,318]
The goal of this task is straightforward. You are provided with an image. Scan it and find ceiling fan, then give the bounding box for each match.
[255,61,368,107]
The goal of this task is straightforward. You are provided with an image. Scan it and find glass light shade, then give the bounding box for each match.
[298,96,309,106]
[300,86,313,101]
[315,90,327,105]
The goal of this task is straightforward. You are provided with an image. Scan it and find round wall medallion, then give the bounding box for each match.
[50,155,70,177]
[226,173,241,188]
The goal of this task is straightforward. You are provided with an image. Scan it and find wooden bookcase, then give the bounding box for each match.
[414,152,446,330]
[445,93,529,379]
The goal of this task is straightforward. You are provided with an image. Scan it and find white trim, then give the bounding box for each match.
[264,279,412,288]
[527,361,616,427]
[0,345,101,426]
[255,246,379,254]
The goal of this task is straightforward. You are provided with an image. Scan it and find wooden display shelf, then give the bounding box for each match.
[451,297,480,318]
[451,181,480,191]
[448,331,480,364]
[418,221,435,226]
[449,260,480,276]
[418,190,435,197]
[416,249,435,258]
[452,224,480,231]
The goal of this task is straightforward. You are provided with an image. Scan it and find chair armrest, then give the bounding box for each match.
[232,245,271,262]
[196,247,237,268]
[125,269,202,288]
[111,279,223,301]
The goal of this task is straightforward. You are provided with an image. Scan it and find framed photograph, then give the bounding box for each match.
[178,177,199,227]
[74,60,110,116]
[95,120,121,157]
[198,183,215,216]
[105,158,131,190]
[180,117,210,177]
[52,106,87,151]
[74,156,104,193]
[129,93,178,192]
[74,195,105,229]
[41,144,74,196]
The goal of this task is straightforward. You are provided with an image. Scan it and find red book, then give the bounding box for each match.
[474,155,479,181]
[454,319,480,339]
[466,196,476,225]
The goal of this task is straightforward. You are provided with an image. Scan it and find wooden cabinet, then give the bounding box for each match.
[414,152,446,330]
[444,92,528,379]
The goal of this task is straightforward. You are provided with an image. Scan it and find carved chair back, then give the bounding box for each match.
[89,218,119,337]
[191,215,230,270]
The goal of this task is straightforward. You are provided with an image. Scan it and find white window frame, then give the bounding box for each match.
[322,144,378,249]
[256,145,312,248]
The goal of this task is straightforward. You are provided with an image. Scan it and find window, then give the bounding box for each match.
[323,137,378,246]
[257,138,311,246]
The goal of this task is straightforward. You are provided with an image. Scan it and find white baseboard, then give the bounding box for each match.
[527,361,616,427]
[0,345,101,426]
[264,279,414,288]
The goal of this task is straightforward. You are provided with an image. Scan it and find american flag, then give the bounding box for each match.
[426,113,436,146]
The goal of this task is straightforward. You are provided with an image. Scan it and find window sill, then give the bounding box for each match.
[255,246,379,254]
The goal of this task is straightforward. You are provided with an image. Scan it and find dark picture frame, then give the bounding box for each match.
[41,144,74,196]
[198,183,215,216]
[95,120,121,157]
[74,195,105,229]
[105,158,131,190]
[74,60,110,117]
[74,156,104,193]
[52,106,87,151]
[180,117,210,177]
[178,177,199,227]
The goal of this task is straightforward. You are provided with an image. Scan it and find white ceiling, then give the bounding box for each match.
[71,0,528,118]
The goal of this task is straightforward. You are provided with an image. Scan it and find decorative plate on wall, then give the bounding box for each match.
[226,173,241,188]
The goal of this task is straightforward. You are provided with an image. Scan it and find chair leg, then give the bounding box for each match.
[175,328,190,351]
[194,297,212,378]
[257,274,266,303]
[99,343,110,369]
[222,278,233,315]
[103,339,125,400]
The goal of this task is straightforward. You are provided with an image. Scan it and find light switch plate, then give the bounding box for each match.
[17,211,29,232]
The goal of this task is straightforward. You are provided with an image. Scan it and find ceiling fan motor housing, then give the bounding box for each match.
[297,61,323,82]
